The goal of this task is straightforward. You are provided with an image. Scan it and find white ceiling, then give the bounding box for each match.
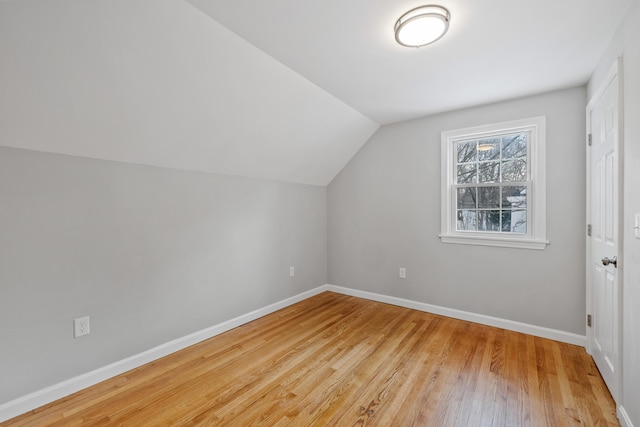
[188,0,633,124]
[0,0,632,185]
[0,0,377,185]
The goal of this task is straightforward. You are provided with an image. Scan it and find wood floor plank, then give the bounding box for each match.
[2,292,618,427]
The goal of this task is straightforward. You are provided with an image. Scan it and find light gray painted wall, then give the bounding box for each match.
[588,1,640,424]
[0,147,327,404]
[328,87,587,335]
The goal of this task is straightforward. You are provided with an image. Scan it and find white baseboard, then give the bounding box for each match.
[0,286,327,423]
[325,285,586,347]
[619,406,634,427]
[0,283,588,423]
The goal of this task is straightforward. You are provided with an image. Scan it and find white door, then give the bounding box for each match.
[587,59,621,402]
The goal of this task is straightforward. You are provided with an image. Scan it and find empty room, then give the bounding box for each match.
[1,0,639,426]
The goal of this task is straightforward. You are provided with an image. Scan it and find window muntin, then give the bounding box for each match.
[454,132,529,234]
[440,117,547,250]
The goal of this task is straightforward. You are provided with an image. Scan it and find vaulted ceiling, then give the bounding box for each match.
[189,0,633,125]
[0,0,633,185]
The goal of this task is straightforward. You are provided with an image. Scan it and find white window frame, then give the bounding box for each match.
[440,116,548,250]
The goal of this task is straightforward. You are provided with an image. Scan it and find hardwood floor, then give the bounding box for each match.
[3,292,618,426]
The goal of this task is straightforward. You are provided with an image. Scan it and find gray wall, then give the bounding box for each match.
[328,87,587,335]
[588,0,640,424]
[0,147,327,404]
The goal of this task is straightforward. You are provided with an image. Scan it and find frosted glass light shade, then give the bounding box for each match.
[394,5,450,48]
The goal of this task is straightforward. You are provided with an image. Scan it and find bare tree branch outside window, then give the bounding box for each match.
[454,133,528,234]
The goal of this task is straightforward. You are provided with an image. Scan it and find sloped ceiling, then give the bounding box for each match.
[0,0,378,185]
[188,0,633,125]
[0,0,633,185]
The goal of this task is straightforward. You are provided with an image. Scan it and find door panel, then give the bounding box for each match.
[587,62,619,402]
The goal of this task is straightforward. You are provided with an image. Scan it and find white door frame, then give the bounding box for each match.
[585,57,624,404]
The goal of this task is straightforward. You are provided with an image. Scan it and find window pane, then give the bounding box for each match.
[478,210,501,231]
[456,140,477,163]
[502,210,527,233]
[457,187,476,209]
[478,161,500,183]
[502,159,527,182]
[501,211,511,232]
[478,186,500,208]
[502,134,527,159]
[457,164,477,183]
[443,117,545,247]
[502,186,527,208]
[478,138,500,161]
[457,210,477,231]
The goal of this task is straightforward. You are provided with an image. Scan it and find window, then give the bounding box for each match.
[440,117,547,249]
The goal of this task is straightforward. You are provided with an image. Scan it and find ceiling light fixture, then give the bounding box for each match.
[394,5,450,48]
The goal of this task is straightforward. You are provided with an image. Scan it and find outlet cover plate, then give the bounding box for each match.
[74,316,90,338]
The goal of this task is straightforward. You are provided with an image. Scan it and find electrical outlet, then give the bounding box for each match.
[399,268,406,279]
[74,316,90,338]
[289,266,295,277]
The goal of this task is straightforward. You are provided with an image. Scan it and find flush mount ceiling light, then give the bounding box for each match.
[394,5,450,48]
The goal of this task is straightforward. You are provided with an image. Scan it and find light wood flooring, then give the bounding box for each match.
[3,292,618,426]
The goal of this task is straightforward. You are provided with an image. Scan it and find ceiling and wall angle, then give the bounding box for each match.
[2,0,640,423]
[0,0,633,186]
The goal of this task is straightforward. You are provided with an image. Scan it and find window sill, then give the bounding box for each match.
[439,234,549,250]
